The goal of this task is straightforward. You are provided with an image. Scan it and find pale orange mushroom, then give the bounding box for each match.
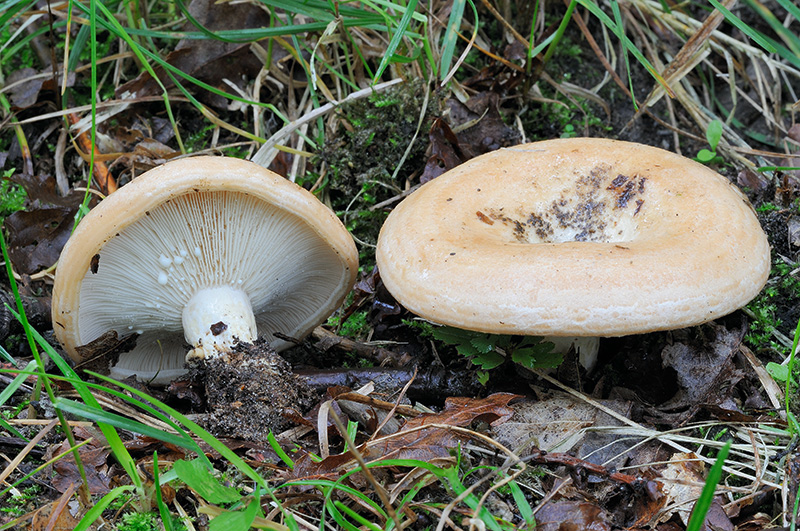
[52,156,358,384]
[377,138,770,370]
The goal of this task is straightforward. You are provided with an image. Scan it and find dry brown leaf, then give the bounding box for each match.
[30,499,83,531]
[406,392,520,430]
[534,499,612,531]
[448,92,521,159]
[116,0,270,104]
[421,118,463,184]
[47,437,111,495]
[4,173,88,274]
[492,394,633,466]
[286,393,520,480]
[654,451,705,526]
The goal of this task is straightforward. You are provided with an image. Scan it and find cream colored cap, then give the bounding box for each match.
[52,156,358,384]
[376,138,770,336]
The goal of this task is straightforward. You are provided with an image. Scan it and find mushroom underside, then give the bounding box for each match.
[76,190,352,383]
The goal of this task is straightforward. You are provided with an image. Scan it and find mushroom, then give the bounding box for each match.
[52,156,358,384]
[376,138,770,371]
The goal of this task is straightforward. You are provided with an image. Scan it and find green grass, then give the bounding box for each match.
[0,219,536,529]
[686,440,732,531]
[1,0,798,527]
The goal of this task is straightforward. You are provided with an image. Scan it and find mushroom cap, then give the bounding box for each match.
[376,138,770,336]
[52,156,358,384]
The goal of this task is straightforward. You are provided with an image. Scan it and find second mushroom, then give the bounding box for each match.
[376,138,771,371]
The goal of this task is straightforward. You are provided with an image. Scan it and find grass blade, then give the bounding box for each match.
[373,0,419,82]
[708,0,776,53]
[439,0,467,81]
[686,439,732,531]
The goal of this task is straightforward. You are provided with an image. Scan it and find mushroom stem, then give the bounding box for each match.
[547,336,600,373]
[183,286,258,361]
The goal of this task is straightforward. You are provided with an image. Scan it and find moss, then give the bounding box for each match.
[0,169,27,219]
[520,89,610,140]
[116,511,186,531]
[316,80,437,268]
[328,310,371,340]
[0,485,42,517]
[745,259,800,356]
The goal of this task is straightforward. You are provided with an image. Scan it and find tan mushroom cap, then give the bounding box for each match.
[52,156,358,384]
[376,138,770,337]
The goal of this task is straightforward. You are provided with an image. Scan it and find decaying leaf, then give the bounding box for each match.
[657,323,747,422]
[421,118,463,184]
[46,430,111,495]
[287,393,520,480]
[655,451,705,526]
[6,68,45,109]
[117,0,270,104]
[406,392,520,430]
[447,92,521,159]
[492,394,633,467]
[30,498,82,531]
[534,499,613,531]
[4,173,87,275]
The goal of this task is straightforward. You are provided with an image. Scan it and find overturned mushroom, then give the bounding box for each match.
[52,156,358,384]
[376,138,770,371]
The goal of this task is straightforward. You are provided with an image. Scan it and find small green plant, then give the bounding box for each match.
[560,123,578,138]
[0,169,26,219]
[431,326,561,383]
[746,260,800,356]
[755,202,781,213]
[328,310,371,340]
[0,484,42,517]
[116,511,163,531]
[767,317,800,432]
[402,317,436,339]
[695,120,724,164]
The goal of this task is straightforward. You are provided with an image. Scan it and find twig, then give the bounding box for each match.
[310,326,413,367]
[296,365,483,402]
[523,447,643,485]
[250,78,403,169]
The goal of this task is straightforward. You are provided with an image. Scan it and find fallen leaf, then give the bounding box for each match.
[692,498,734,531]
[4,172,87,274]
[654,451,705,526]
[405,392,520,430]
[117,0,270,105]
[287,393,521,480]
[657,322,746,422]
[788,124,800,144]
[420,118,463,184]
[737,168,769,194]
[363,393,521,461]
[6,68,44,109]
[534,499,612,531]
[30,499,82,531]
[47,436,111,495]
[5,205,76,274]
[492,394,633,467]
[448,92,521,159]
